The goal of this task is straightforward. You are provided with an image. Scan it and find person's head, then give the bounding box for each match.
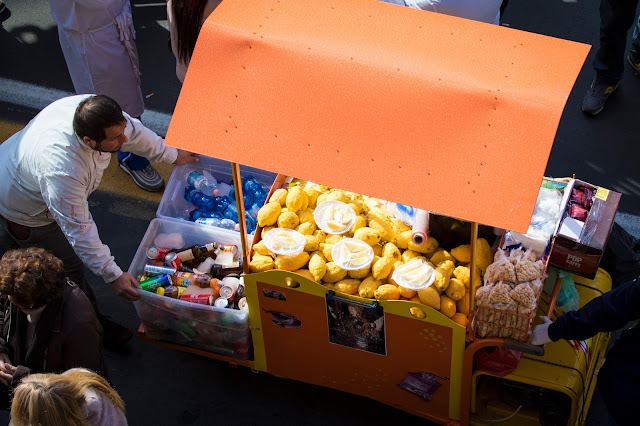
[172,0,211,63]
[11,369,125,426]
[0,247,66,312]
[73,95,128,153]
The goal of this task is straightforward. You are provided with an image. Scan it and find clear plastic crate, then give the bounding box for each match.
[157,155,276,233]
[131,218,251,359]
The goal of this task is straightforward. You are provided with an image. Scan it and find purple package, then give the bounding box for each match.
[398,372,442,401]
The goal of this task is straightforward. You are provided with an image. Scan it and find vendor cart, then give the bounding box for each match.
[133,0,618,424]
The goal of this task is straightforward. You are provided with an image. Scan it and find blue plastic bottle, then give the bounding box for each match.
[186,171,220,196]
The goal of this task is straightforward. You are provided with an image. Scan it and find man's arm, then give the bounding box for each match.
[38,172,140,300]
[548,279,640,341]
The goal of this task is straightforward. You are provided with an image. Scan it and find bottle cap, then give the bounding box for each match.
[156,287,165,296]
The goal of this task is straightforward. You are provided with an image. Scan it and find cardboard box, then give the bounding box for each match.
[549,180,621,279]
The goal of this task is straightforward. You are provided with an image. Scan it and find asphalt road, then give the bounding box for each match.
[0,0,637,424]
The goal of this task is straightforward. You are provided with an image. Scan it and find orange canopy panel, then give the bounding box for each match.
[166,0,590,233]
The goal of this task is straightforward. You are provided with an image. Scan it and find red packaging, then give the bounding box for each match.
[179,294,213,305]
[146,246,170,261]
[584,187,595,208]
[569,204,589,221]
[570,188,586,206]
[474,347,522,377]
[164,252,183,270]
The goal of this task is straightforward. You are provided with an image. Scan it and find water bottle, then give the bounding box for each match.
[186,171,220,196]
[185,189,212,211]
[223,203,239,221]
[220,218,236,230]
[183,185,196,202]
[244,177,266,200]
[217,181,232,198]
[195,217,222,227]
[228,185,235,203]
[211,196,231,214]
[247,203,261,222]
[190,209,223,221]
[179,205,197,220]
[245,214,257,234]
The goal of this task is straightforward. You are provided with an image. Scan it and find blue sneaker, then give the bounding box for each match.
[581,77,619,116]
[119,162,164,192]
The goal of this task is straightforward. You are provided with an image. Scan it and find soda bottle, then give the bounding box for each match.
[186,171,220,196]
[174,243,216,262]
[210,262,244,279]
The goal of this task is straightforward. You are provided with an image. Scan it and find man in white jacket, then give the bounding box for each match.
[0,95,198,344]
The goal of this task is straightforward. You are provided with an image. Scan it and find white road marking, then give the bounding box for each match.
[0,76,172,136]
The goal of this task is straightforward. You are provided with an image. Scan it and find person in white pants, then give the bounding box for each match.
[47,0,165,192]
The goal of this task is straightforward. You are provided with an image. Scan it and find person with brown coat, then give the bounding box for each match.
[0,248,105,408]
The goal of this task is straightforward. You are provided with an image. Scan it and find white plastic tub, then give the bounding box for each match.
[157,155,276,232]
[131,218,251,359]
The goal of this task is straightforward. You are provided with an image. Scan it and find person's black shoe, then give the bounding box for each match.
[101,317,133,353]
[582,77,619,115]
[0,0,10,23]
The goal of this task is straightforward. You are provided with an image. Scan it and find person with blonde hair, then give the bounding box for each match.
[11,368,127,426]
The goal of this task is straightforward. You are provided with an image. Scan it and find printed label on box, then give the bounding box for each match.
[595,187,609,201]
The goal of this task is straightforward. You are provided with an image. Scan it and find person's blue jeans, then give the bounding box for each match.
[593,0,640,84]
[117,151,150,171]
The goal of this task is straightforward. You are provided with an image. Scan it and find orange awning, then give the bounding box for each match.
[166,0,590,232]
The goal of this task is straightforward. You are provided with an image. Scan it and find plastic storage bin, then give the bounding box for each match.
[131,218,252,359]
[157,155,276,231]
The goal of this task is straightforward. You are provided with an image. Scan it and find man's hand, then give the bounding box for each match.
[0,353,14,386]
[111,272,142,301]
[175,149,200,165]
[531,316,553,346]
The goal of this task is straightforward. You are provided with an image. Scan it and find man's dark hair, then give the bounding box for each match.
[73,95,126,142]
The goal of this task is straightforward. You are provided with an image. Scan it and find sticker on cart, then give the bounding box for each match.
[263,309,302,329]
[314,201,356,235]
[325,293,386,356]
[262,288,287,301]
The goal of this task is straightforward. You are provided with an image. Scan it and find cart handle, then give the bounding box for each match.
[546,274,563,319]
[503,340,544,356]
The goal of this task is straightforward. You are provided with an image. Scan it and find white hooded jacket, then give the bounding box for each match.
[0,95,178,283]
